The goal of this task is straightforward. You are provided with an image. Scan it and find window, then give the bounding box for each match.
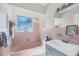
[16,16,32,32]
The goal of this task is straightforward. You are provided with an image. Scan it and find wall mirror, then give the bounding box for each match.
[54,3,79,27]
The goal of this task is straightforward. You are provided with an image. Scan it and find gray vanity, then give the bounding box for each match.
[46,44,66,56]
[45,39,79,56]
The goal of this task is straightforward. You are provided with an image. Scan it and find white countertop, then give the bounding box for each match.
[46,39,79,56]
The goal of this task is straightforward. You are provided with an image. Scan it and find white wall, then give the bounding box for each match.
[0,4,12,20]
[59,13,74,27]
[0,3,44,22]
[45,4,56,31]
[74,13,79,25]
[44,3,62,31]
[10,5,44,21]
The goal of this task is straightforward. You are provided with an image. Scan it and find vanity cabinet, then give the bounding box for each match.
[45,40,79,56]
[45,44,66,56]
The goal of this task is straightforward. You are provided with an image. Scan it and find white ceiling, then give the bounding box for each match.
[36,3,48,7]
[8,3,49,14]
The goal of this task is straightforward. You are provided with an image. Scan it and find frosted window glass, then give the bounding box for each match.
[17,16,32,32]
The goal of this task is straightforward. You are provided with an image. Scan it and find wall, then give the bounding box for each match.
[0,4,11,55]
[47,27,79,45]
[0,4,44,52]
[44,3,63,31]
[59,13,74,27]
[56,6,79,27]
[0,13,8,32]
[44,4,56,31]
[74,13,79,25]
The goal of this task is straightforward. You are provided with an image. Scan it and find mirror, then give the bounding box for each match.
[54,3,79,27]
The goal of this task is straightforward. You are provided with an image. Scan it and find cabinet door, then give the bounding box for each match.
[46,44,67,56]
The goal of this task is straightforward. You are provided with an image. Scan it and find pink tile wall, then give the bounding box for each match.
[10,23,42,52]
[47,27,79,45]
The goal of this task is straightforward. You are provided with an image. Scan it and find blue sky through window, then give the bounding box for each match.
[17,16,32,32]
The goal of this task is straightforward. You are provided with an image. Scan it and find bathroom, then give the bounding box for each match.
[1,3,79,56]
[0,3,45,56]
